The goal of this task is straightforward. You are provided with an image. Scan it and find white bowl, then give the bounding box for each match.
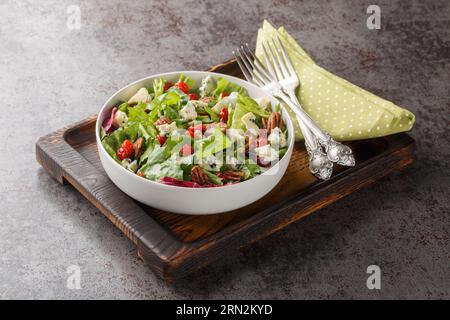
[96,71,294,215]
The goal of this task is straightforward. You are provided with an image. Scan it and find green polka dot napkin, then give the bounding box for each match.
[255,21,415,141]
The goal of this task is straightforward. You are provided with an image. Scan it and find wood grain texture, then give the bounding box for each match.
[35,59,415,280]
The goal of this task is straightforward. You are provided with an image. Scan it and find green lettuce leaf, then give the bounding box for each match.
[139,141,155,165]
[101,127,129,162]
[144,157,183,181]
[230,103,247,130]
[203,170,223,185]
[213,78,248,96]
[179,155,194,181]
[153,78,165,99]
[150,91,180,110]
[279,146,288,159]
[203,128,232,155]
[237,94,270,118]
[142,136,182,167]
[178,74,195,89]
[122,123,139,142]
[138,123,151,140]
[102,140,120,162]
[227,108,234,128]
[102,128,126,150]
[146,91,181,122]
[118,102,129,113]
[158,91,180,106]
[148,104,160,122]
[128,102,149,124]
[101,123,142,163]
[174,119,190,128]
[204,105,219,121]
[167,86,189,105]
[100,126,107,140]
[162,105,179,121]
[243,159,261,179]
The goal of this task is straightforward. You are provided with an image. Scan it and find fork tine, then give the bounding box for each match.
[265,41,284,81]
[237,47,260,83]
[269,38,289,79]
[233,50,253,83]
[240,45,270,84]
[261,43,277,79]
[238,47,269,86]
[244,43,273,82]
[275,35,297,77]
[235,48,265,87]
[234,50,261,86]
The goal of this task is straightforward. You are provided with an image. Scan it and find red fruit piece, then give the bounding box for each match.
[180,143,193,156]
[156,134,167,145]
[163,81,173,92]
[219,108,228,123]
[219,92,229,99]
[187,124,206,138]
[188,93,198,100]
[174,81,189,94]
[116,139,134,160]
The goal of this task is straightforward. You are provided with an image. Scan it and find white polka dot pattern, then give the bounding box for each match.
[255,21,415,142]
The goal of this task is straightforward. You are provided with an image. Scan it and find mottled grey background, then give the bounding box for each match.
[0,0,448,299]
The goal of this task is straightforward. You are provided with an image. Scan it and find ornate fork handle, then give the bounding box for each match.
[281,92,333,180]
[269,84,355,167]
[286,93,334,180]
[306,144,334,181]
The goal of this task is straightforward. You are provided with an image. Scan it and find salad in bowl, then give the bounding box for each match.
[100,74,288,188]
[96,71,294,214]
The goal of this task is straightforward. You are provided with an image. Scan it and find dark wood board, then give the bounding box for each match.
[35,59,415,280]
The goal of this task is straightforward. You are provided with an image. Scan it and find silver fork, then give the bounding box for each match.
[261,40,334,180]
[233,44,355,175]
[235,46,333,180]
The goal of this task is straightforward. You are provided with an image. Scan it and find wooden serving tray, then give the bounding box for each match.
[36,59,414,280]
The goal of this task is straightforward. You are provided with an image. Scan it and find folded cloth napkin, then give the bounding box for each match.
[255,21,415,141]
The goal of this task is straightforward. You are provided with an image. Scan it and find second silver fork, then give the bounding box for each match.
[261,39,334,180]
[234,43,355,180]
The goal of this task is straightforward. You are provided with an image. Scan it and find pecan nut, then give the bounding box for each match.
[244,136,255,153]
[266,112,283,134]
[261,117,268,130]
[154,116,172,126]
[191,166,210,185]
[218,171,245,181]
[199,96,215,104]
[133,137,145,158]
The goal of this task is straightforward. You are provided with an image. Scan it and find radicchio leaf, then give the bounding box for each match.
[159,176,218,188]
[102,107,118,134]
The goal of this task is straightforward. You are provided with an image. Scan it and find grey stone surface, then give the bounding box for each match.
[0,0,449,299]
